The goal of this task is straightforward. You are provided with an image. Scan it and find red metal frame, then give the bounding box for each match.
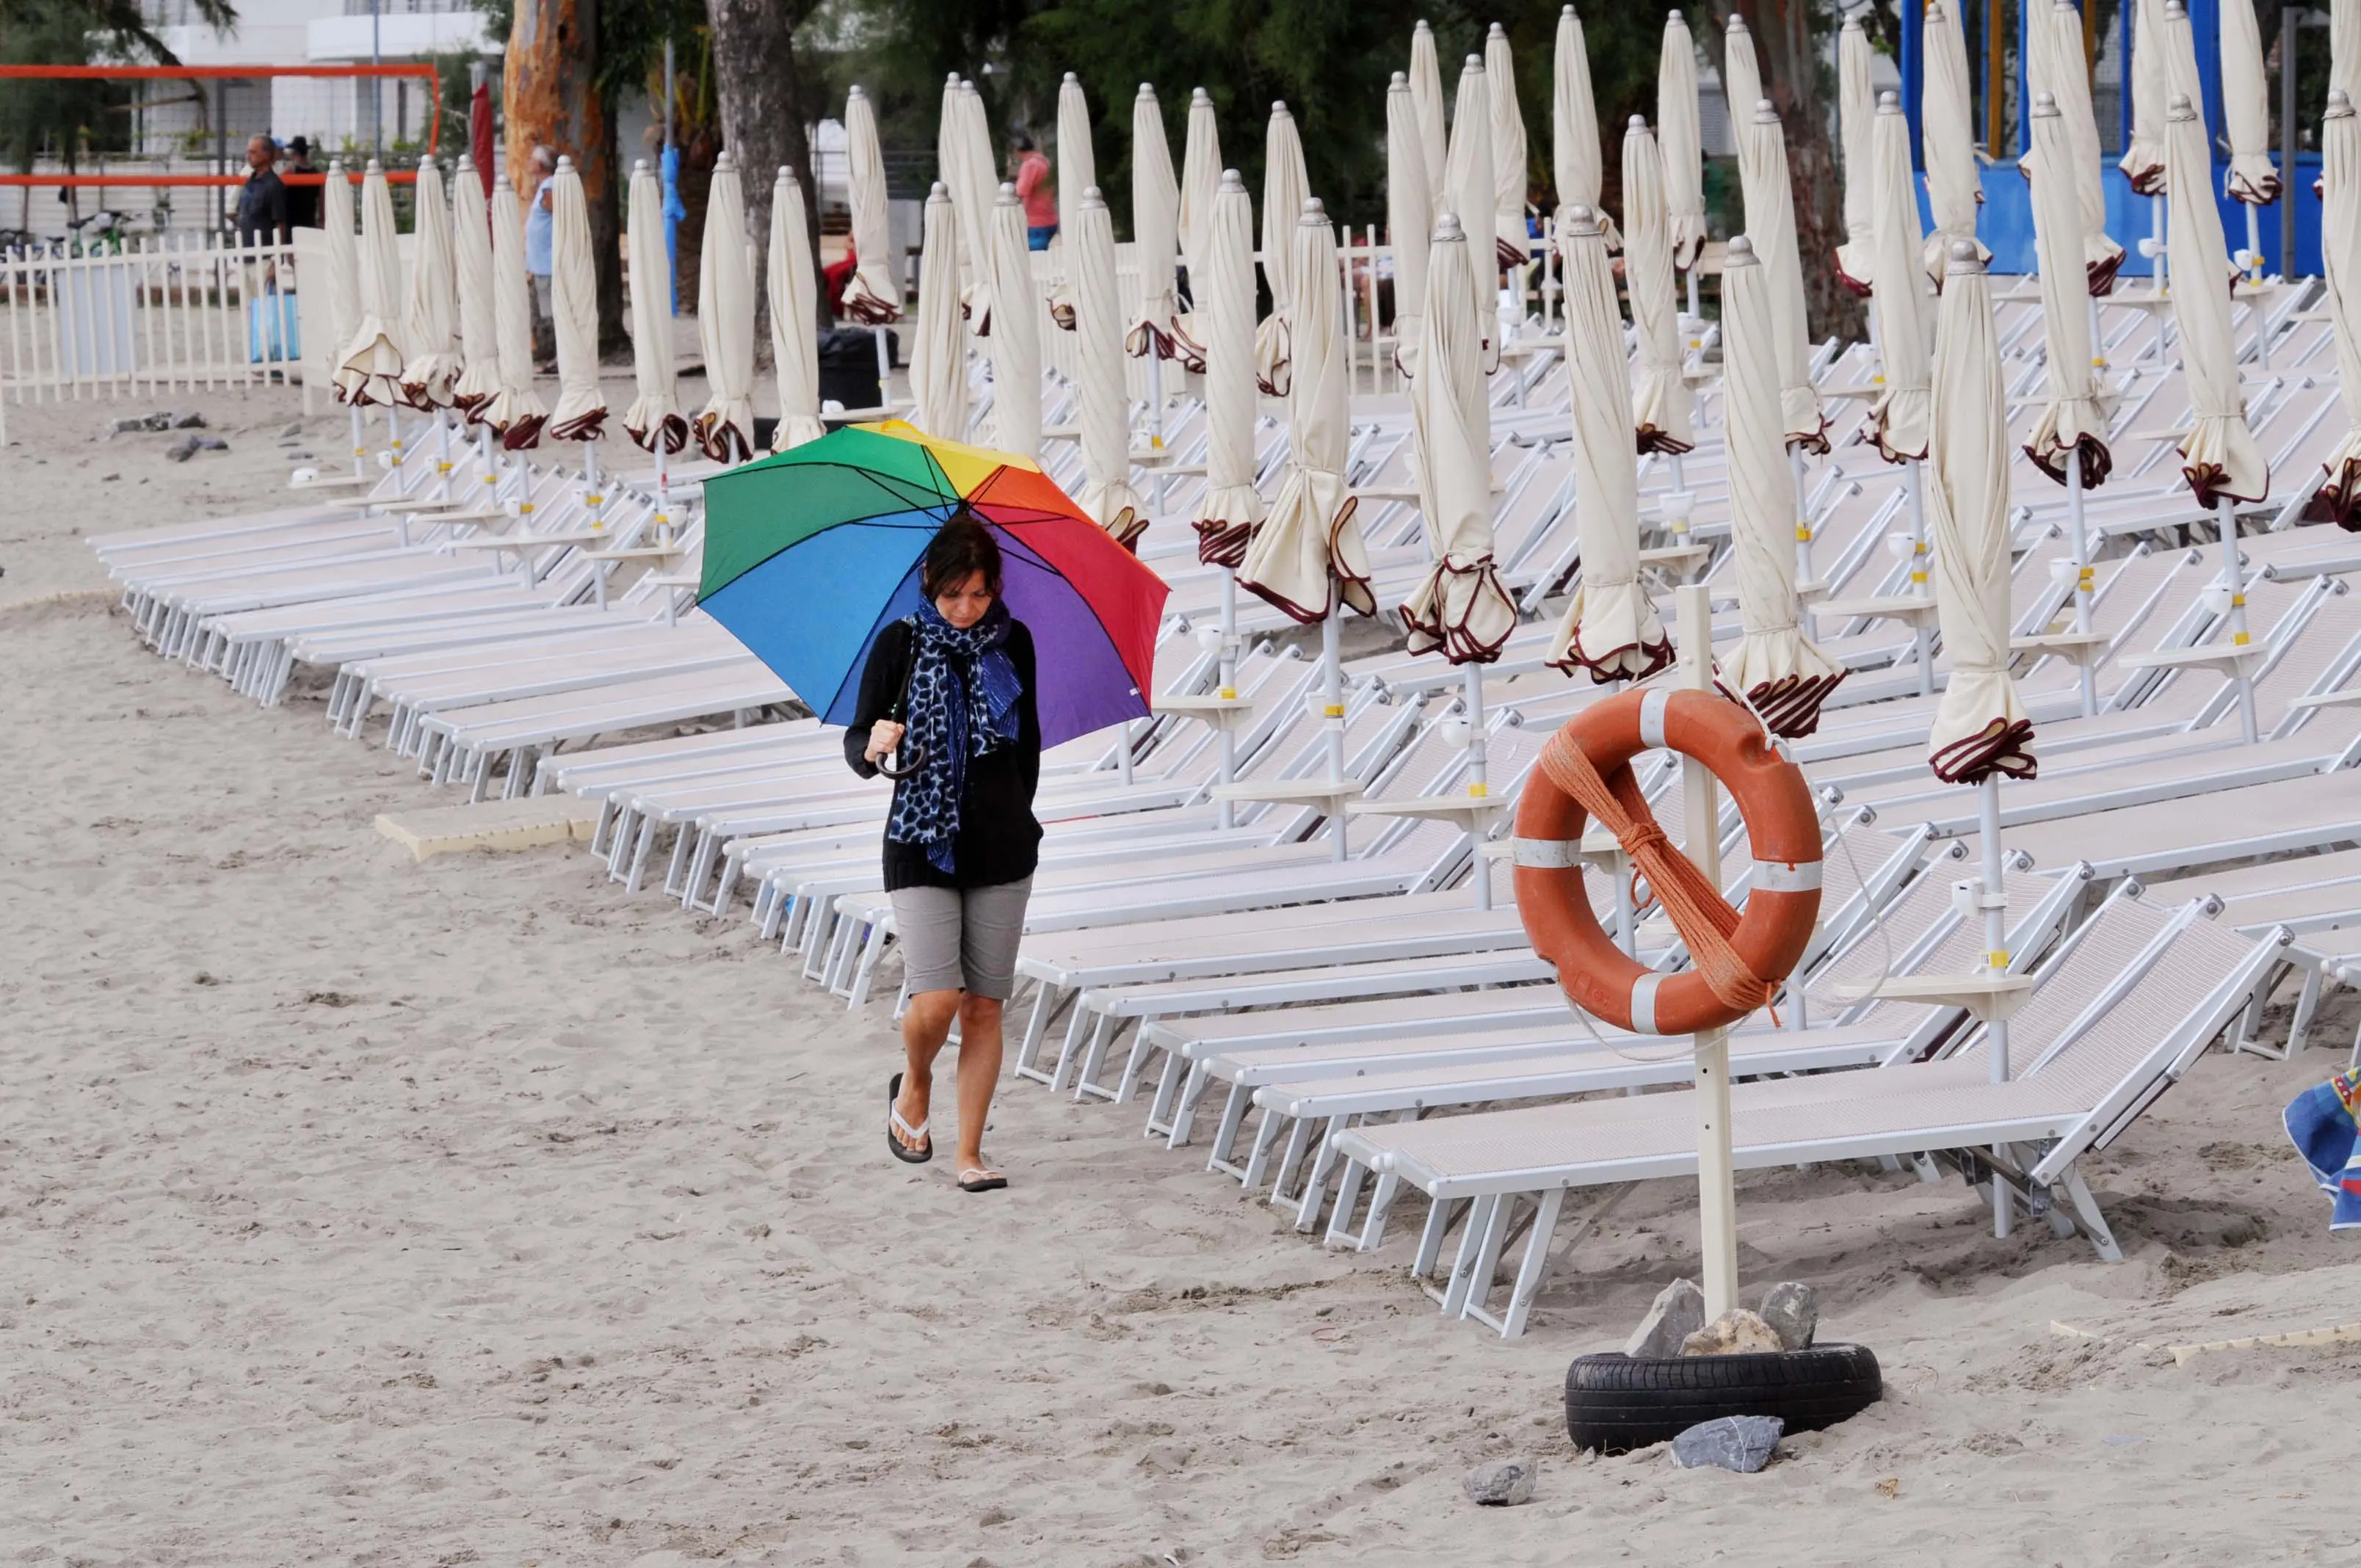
[0,63,443,186]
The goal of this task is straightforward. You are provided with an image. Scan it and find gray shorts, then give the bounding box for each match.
[889,876,1033,1000]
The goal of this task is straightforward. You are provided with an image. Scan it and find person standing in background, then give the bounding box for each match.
[233,135,289,246]
[523,143,558,366]
[283,136,322,229]
[1011,134,1054,250]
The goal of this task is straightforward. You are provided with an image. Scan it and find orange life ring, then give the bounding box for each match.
[1513,688,1821,1036]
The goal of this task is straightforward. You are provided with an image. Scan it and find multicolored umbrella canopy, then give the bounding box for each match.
[699,421,1169,748]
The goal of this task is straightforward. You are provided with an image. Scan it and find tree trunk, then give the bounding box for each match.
[506,0,625,352]
[1714,0,1863,344]
[706,0,830,343]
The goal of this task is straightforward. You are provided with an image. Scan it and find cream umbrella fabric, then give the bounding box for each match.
[1737,99,1824,451]
[2034,0,2126,292]
[841,86,903,323]
[2121,0,2170,194]
[1554,7,1616,249]
[953,83,1003,333]
[1056,73,1098,244]
[449,155,501,417]
[2340,0,2361,105]
[1865,95,1932,462]
[318,159,361,403]
[1386,73,1435,374]
[1720,14,1763,134]
[1125,85,1186,363]
[2023,95,2111,489]
[767,164,826,454]
[545,156,607,443]
[1485,23,1531,275]
[484,172,546,449]
[694,150,756,462]
[622,159,685,454]
[337,159,405,407]
[1548,205,1673,682]
[1925,240,2037,784]
[1178,88,1222,291]
[1243,198,1375,620]
[1403,214,1515,664]
[934,76,982,322]
[1410,20,1448,202]
[987,182,1044,461]
[399,156,458,409]
[1622,116,1691,455]
[1256,101,1310,396]
[1835,14,1875,294]
[1192,170,1263,566]
[1072,186,1147,548]
[909,184,969,443]
[1720,235,1846,736]
[2165,95,2269,503]
[1659,10,1707,269]
[1444,54,1501,352]
[2314,92,2361,525]
[2222,0,2280,203]
[1923,1,1987,280]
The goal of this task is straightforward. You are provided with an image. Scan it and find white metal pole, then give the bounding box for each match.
[1979,771,2013,1237]
[2244,203,2271,370]
[1463,661,1490,910]
[2151,194,2170,363]
[349,403,366,481]
[1790,444,1816,640]
[1218,568,1238,830]
[873,323,891,405]
[433,408,454,501]
[1679,580,1737,1318]
[1322,587,1346,861]
[656,438,678,626]
[2218,494,2260,742]
[1147,350,1168,517]
[2065,457,2096,717]
[1905,458,1933,696]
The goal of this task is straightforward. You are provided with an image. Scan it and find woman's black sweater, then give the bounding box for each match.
[843,617,1044,890]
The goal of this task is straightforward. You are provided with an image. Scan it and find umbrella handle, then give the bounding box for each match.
[875,741,929,780]
[874,625,928,780]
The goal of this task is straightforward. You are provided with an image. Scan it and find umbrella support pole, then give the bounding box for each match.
[654,440,677,627]
[385,406,405,479]
[2150,194,2169,364]
[1791,446,1816,639]
[1218,568,1238,831]
[583,440,607,609]
[2243,205,2270,370]
[873,324,893,407]
[349,404,366,482]
[1979,772,2014,1237]
[1679,581,1738,1316]
[1685,266,1700,324]
[2065,460,2096,717]
[1906,460,1933,696]
[433,410,454,502]
[2217,496,2260,743]
[1323,592,1347,862]
[1147,352,1169,519]
[1462,664,1490,910]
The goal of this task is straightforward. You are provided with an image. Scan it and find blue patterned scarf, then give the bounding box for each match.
[884,598,1023,874]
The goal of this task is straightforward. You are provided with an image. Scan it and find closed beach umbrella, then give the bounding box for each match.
[2165,95,2268,503]
[954,83,1002,331]
[1548,204,1674,682]
[485,171,546,449]
[2122,0,2169,194]
[1243,198,1374,620]
[1410,20,1449,201]
[1056,73,1097,247]
[1386,73,1434,370]
[2317,92,2361,526]
[1622,116,1692,454]
[1866,95,1931,462]
[1926,239,2037,785]
[623,159,685,454]
[2023,95,2109,488]
[1555,7,1615,248]
[1659,10,1708,269]
[768,164,826,454]
[1178,87,1222,291]
[1485,23,1531,277]
[1721,13,1763,132]
[545,156,608,443]
[910,184,969,443]
[450,154,501,417]
[987,182,1044,462]
[2032,0,2126,292]
[1402,214,1517,663]
[1257,101,1310,396]
[319,158,360,401]
[695,150,756,462]
[841,86,903,324]
[1835,14,1875,294]
[337,158,405,407]
[935,77,984,327]
[2222,0,2280,203]
[1445,54,1500,349]
[1923,2,1985,279]
[1738,99,1824,450]
[1071,186,1147,547]
[1721,234,1846,735]
[1124,84,1184,362]
[2340,0,2361,104]
[1192,170,1263,566]
[399,156,457,409]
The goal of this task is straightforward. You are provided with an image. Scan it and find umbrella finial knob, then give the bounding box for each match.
[2034,92,2059,115]
[366,157,385,174]
[1628,113,1649,133]
[998,181,1020,203]
[1726,234,1758,265]
[1084,185,1106,208]
[1755,99,1779,123]
[1568,205,1600,236]
[2165,0,2186,17]
[1434,211,1465,242]
[1727,10,1748,32]
[556,154,573,172]
[1192,86,1212,104]
[1489,21,1506,39]
[633,157,650,175]
[929,181,951,200]
[1272,99,1288,117]
[1301,197,1326,222]
[1465,54,1484,70]
[1878,90,1900,111]
[849,84,866,101]
[777,164,797,184]
[1219,167,1247,192]
[2332,90,2356,115]
[1947,239,1985,277]
[1392,71,1409,87]
[1138,82,1155,97]
[1415,18,1434,35]
[2168,92,2196,119]
[714,150,735,171]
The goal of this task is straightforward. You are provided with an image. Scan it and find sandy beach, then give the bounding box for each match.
[9,389,2361,1564]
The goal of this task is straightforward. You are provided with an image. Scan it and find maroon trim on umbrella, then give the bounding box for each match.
[1929,716,2039,784]
[694,413,753,464]
[2181,457,2269,509]
[548,408,608,443]
[2087,249,2125,297]
[1834,249,1873,300]
[1193,514,1255,569]
[1865,416,1929,465]
[1637,423,1696,457]
[1236,497,1373,625]
[1719,670,1849,739]
[2306,460,2361,531]
[498,413,545,451]
[625,413,691,456]
[1400,556,1516,666]
[2024,432,2113,490]
[1786,416,1832,458]
[1548,633,1677,685]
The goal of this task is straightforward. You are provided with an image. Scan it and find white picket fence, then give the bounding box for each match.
[0,233,305,438]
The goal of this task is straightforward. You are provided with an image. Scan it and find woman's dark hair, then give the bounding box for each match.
[921,513,1003,600]
[1011,132,1036,152]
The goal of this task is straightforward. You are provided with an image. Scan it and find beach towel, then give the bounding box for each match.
[2284,1070,2361,1230]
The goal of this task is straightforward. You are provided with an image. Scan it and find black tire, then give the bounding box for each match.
[1563,1343,1882,1453]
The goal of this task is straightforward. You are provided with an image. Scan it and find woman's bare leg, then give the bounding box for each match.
[954,995,1005,1172]
[895,988,962,1154]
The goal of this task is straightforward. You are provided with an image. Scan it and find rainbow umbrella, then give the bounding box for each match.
[697,421,1169,747]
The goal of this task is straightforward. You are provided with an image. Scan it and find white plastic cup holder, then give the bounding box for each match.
[1440,716,1474,752]
[1884,531,1916,559]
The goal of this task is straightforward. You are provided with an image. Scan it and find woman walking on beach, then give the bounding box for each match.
[847,517,1041,1192]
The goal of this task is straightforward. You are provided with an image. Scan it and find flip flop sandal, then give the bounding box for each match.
[887,1072,932,1164]
[957,1167,1008,1193]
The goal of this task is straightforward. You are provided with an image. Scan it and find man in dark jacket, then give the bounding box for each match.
[233,135,289,246]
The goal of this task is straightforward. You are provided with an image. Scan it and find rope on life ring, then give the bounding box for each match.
[1512,687,1823,1037]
